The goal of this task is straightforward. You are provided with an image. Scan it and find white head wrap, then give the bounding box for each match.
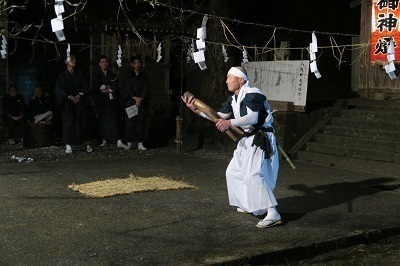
[228,67,248,81]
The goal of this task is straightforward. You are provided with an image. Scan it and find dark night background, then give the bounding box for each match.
[3,0,361,145]
[5,0,360,97]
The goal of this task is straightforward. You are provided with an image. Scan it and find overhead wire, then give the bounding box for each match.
[0,0,386,67]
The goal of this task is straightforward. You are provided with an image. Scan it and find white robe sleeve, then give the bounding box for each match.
[217,112,231,119]
[230,107,258,127]
[199,112,212,121]
[200,111,233,121]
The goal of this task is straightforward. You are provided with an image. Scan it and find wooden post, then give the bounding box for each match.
[176,116,183,153]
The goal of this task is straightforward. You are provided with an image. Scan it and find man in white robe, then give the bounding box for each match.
[182,66,281,228]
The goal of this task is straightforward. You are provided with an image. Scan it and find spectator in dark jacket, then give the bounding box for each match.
[28,85,54,123]
[55,54,93,154]
[123,55,149,151]
[2,85,27,144]
[94,55,126,149]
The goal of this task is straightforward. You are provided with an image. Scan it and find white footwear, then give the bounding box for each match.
[65,145,72,153]
[86,145,93,153]
[117,140,127,149]
[256,213,282,228]
[236,208,249,213]
[138,142,147,151]
[125,142,132,150]
[99,140,107,147]
[256,218,282,228]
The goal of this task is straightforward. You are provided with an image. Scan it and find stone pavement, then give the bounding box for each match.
[0,149,399,265]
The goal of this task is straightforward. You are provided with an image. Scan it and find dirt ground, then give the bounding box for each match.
[0,138,224,165]
[1,140,400,265]
[296,234,400,265]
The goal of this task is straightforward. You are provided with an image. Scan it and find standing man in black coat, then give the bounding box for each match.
[123,55,149,151]
[94,55,126,149]
[55,54,93,154]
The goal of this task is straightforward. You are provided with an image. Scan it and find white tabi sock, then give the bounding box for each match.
[252,209,267,216]
[65,145,72,153]
[125,142,132,150]
[138,142,147,151]
[264,206,281,221]
[117,140,127,149]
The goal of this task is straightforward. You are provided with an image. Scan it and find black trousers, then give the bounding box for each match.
[97,101,121,141]
[124,105,146,143]
[4,117,25,142]
[61,101,90,145]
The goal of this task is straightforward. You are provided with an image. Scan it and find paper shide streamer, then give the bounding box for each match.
[309,31,321,79]
[222,45,229,62]
[384,37,396,80]
[66,43,71,62]
[156,43,162,63]
[51,0,66,41]
[117,45,123,67]
[192,15,208,70]
[187,40,195,63]
[242,46,248,63]
[1,34,7,59]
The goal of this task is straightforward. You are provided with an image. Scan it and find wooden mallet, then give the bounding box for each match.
[183,91,243,141]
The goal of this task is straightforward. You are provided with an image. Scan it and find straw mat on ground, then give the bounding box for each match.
[69,174,197,198]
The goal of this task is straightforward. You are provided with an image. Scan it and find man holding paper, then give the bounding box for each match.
[94,55,126,149]
[122,55,149,151]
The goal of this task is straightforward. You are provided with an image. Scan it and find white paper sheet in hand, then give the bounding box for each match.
[125,105,138,118]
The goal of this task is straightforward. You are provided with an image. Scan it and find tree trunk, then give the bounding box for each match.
[182,0,236,151]
[202,0,236,150]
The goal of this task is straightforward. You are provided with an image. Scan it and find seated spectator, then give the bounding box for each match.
[28,85,53,123]
[1,85,27,144]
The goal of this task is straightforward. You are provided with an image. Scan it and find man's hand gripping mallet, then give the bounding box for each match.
[182,91,244,141]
